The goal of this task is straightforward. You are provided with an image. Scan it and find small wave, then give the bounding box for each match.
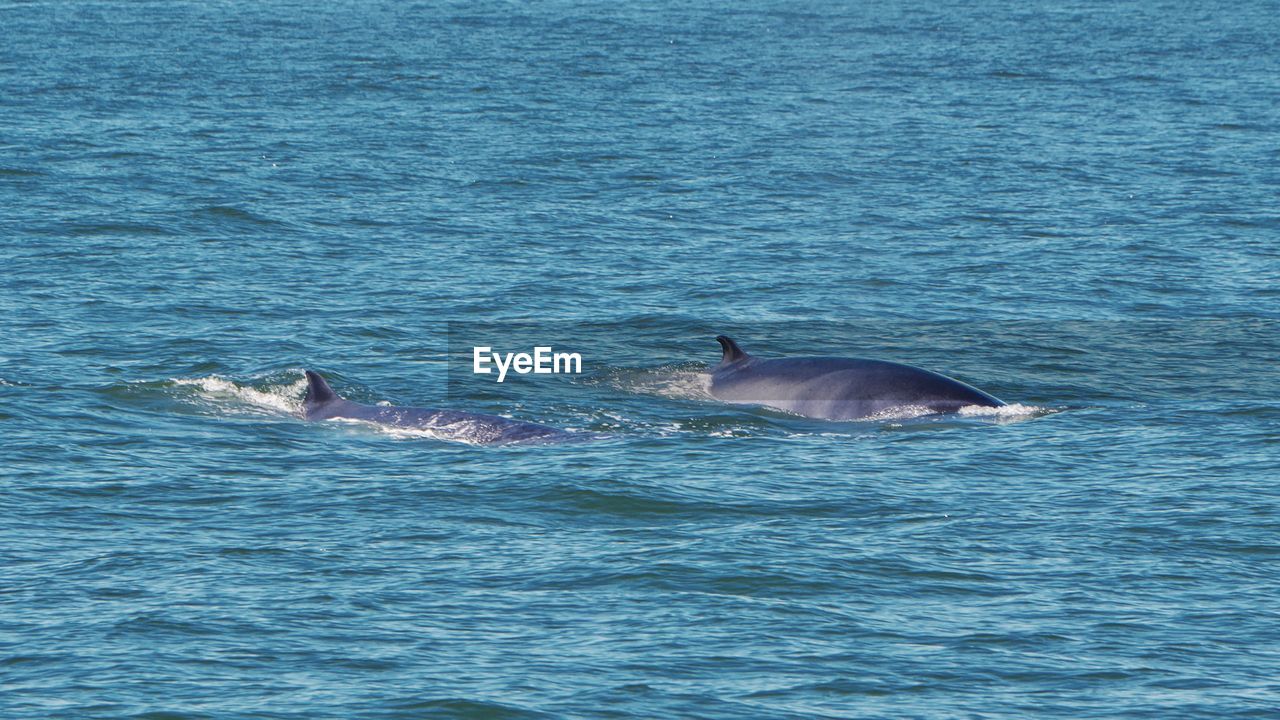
[67,222,176,237]
[193,205,283,227]
[380,697,552,720]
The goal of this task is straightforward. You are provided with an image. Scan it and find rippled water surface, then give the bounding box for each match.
[3,1,1279,718]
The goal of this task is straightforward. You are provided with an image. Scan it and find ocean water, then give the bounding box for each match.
[3,1,1279,717]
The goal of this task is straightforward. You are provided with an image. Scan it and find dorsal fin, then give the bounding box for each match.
[304,370,339,406]
[715,335,749,365]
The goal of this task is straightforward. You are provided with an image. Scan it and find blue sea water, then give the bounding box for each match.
[3,0,1279,717]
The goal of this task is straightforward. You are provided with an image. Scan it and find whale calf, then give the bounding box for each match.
[302,370,570,445]
[707,336,1005,421]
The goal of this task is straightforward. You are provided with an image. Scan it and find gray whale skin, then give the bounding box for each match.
[302,370,568,445]
[707,336,1005,421]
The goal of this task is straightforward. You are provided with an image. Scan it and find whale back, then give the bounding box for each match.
[708,336,1004,420]
[299,369,569,444]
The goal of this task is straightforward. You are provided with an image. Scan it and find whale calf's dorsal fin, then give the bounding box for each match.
[304,370,339,407]
[715,335,749,365]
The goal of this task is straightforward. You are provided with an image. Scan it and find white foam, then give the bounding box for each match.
[172,375,306,416]
[863,404,937,421]
[326,416,503,446]
[957,402,1045,418]
[614,368,714,401]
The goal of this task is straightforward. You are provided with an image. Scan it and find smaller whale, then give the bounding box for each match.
[302,370,570,445]
[707,336,1005,421]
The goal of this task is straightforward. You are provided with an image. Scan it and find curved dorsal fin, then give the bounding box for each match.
[715,335,749,365]
[304,370,339,406]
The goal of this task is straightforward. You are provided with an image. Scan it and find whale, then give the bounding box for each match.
[707,336,1005,421]
[302,370,570,445]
